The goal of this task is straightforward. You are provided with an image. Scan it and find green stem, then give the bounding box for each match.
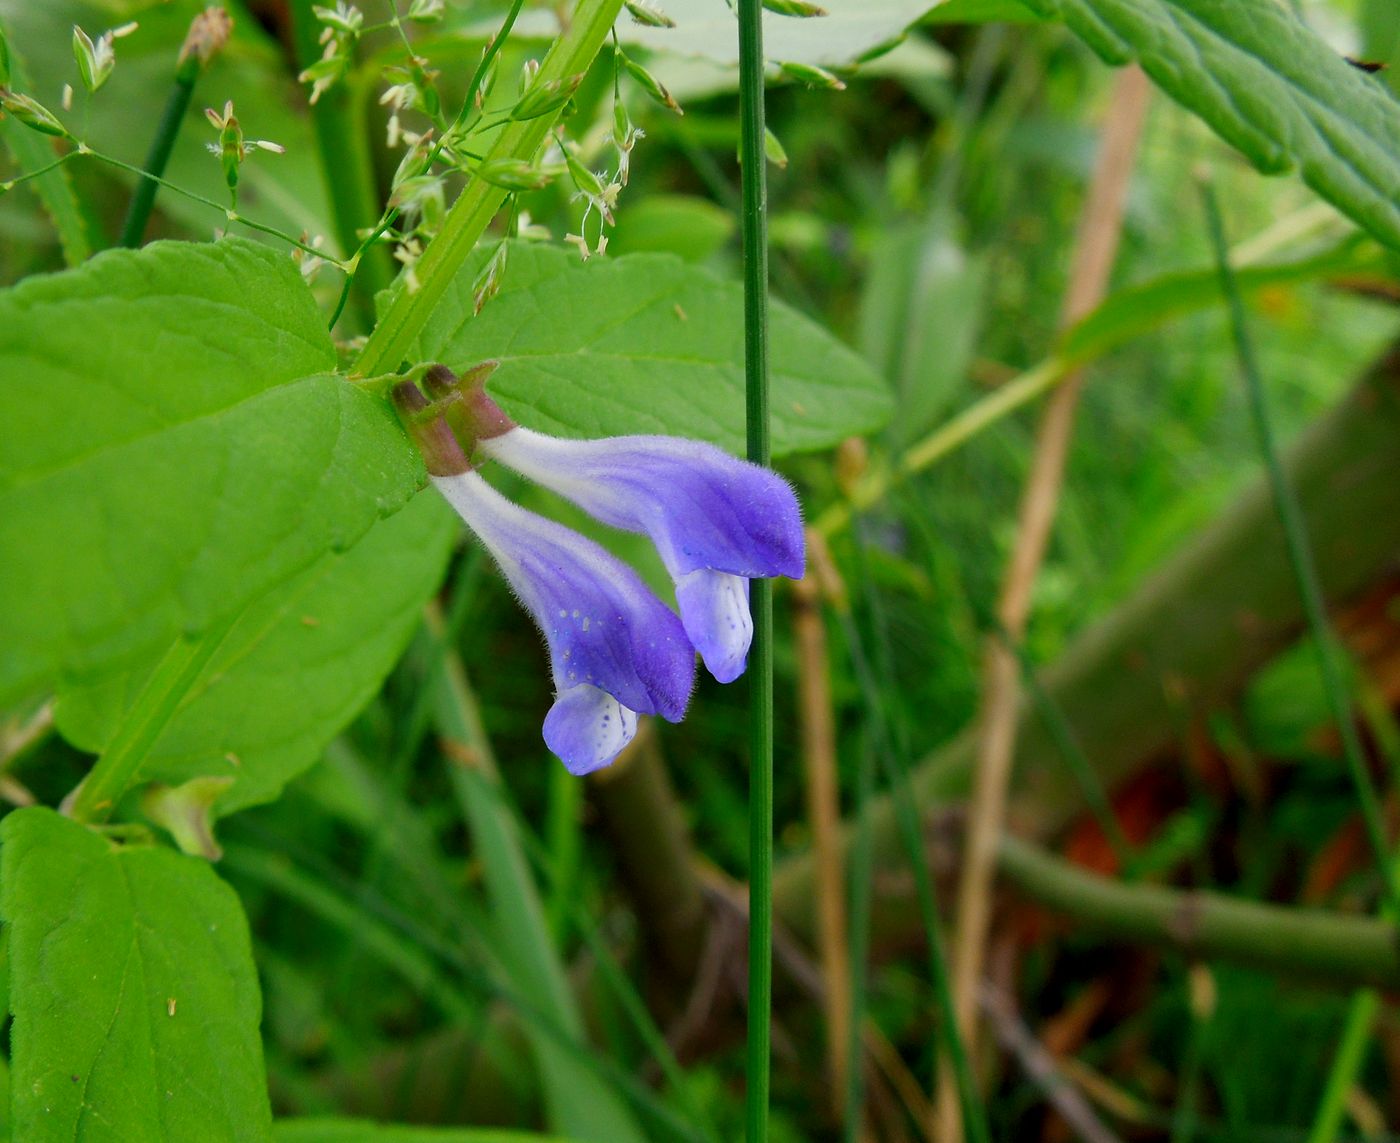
[737,1,772,1139]
[288,0,393,325]
[68,615,235,823]
[545,761,582,942]
[354,0,625,379]
[118,56,199,248]
[1201,179,1399,916]
[842,737,875,1142]
[997,833,1400,990]
[1305,990,1379,1143]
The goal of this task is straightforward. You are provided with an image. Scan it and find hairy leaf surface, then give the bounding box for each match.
[1,808,272,1141]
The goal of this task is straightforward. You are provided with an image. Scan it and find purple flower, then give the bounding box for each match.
[433,470,695,773]
[478,426,805,683]
[395,381,695,775]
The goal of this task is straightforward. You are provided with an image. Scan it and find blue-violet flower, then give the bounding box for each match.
[427,367,805,683]
[394,381,695,775]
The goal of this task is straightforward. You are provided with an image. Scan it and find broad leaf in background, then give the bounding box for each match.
[413,243,891,454]
[0,0,332,249]
[0,238,423,712]
[275,1121,567,1143]
[621,0,938,68]
[54,494,456,817]
[922,0,1046,22]
[858,222,988,444]
[1,808,272,1141]
[1019,0,1400,249]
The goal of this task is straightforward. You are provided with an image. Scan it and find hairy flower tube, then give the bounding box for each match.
[423,365,805,684]
[393,382,695,775]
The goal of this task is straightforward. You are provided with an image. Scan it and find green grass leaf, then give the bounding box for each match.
[1019,0,1400,248]
[0,807,272,1141]
[53,494,456,816]
[413,243,891,454]
[0,237,424,710]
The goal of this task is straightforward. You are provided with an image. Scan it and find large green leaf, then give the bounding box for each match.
[413,243,891,454]
[0,237,424,709]
[53,493,456,816]
[1,807,272,1141]
[275,1124,564,1143]
[1019,0,1400,249]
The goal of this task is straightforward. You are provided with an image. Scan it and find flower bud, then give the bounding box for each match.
[625,0,675,27]
[763,0,827,14]
[511,71,584,121]
[764,126,788,168]
[477,157,554,191]
[472,242,509,315]
[312,2,362,36]
[620,54,681,115]
[0,91,67,137]
[778,60,846,89]
[179,7,233,71]
[407,0,444,22]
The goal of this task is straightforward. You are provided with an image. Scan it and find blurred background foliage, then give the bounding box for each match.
[4,0,1400,1139]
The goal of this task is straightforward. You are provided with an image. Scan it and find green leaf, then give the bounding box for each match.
[608,194,736,262]
[413,243,891,454]
[1,807,272,1141]
[1018,0,1400,249]
[275,1119,566,1142]
[857,222,988,444]
[53,493,456,816]
[0,237,424,709]
[620,0,939,69]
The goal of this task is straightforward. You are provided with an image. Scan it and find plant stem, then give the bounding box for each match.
[1201,178,1400,916]
[1305,990,1379,1143]
[736,1,772,1138]
[354,0,625,379]
[118,55,200,248]
[68,615,236,823]
[997,832,1400,990]
[287,0,393,324]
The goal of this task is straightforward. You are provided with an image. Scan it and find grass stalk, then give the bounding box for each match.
[287,0,393,322]
[736,0,773,1138]
[118,14,212,248]
[840,526,990,1142]
[1200,178,1399,915]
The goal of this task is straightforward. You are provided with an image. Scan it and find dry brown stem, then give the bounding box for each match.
[793,528,853,1109]
[939,63,1152,1138]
